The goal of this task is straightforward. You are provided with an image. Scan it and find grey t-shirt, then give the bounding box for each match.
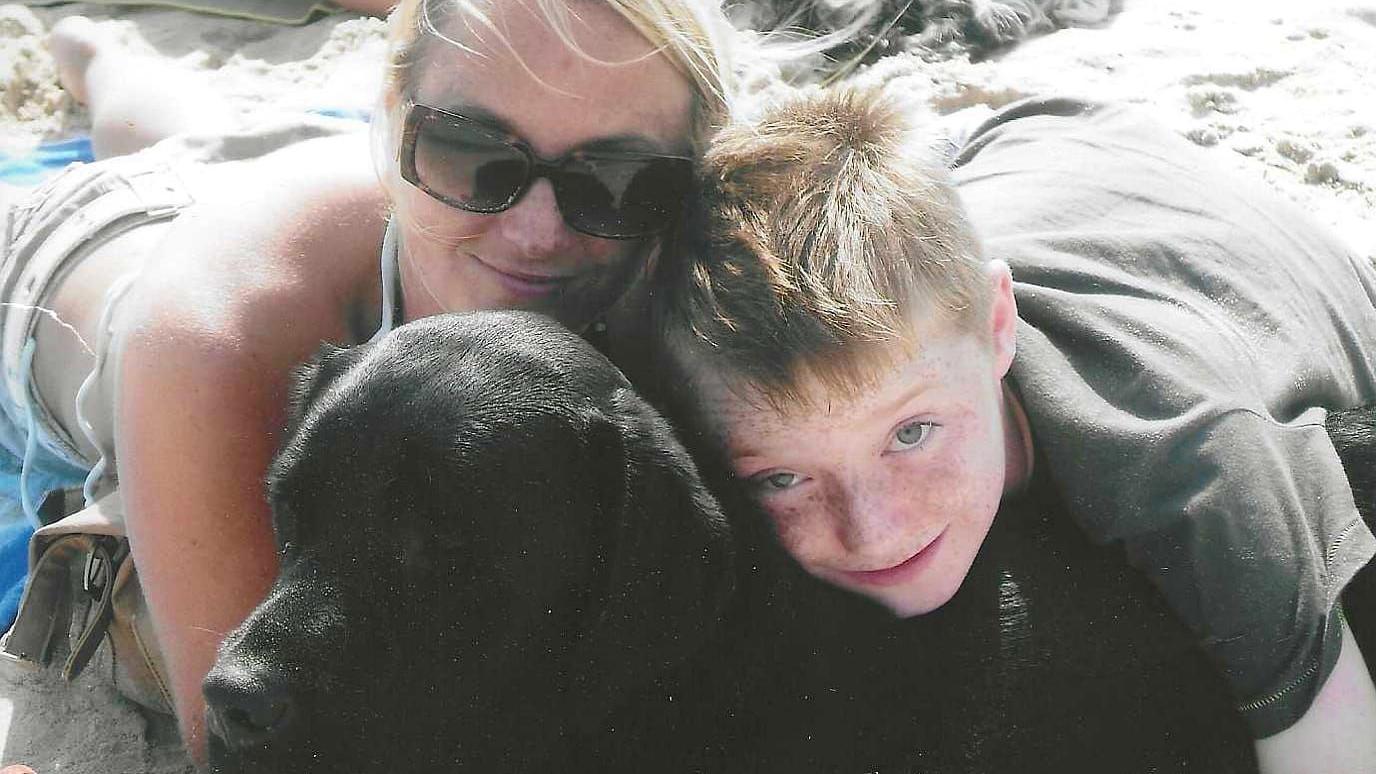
[949,97,1376,736]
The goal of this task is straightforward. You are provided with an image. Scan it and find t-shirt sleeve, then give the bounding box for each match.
[1015,321,1373,737]
[948,97,1376,737]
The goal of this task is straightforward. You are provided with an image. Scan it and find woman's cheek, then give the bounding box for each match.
[395,189,489,244]
[578,234,648,276]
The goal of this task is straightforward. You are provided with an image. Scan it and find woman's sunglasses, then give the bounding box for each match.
[399,104,695,240]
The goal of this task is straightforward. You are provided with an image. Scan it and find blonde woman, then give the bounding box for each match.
[1,0,739,761]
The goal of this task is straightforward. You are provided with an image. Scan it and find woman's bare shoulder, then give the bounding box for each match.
[139,132,391,345]
[191,131,388,267]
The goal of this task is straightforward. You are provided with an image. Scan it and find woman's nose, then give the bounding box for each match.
[497,178,577,259]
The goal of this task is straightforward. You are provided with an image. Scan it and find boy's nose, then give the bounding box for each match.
[831,483,912,564]
[497,178,578,260]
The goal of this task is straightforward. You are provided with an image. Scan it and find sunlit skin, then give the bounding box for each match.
[693,261,1035,616]
[391,0,694,329]
[69,1,696,759]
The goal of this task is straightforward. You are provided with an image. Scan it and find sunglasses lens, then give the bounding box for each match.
[410,115,528,212]
[556,156,693,239]
[404,106,691,239]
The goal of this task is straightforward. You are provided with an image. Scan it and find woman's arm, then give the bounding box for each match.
[1254,625,1376,773]
[116,300,293,761]
[112,137,385,762]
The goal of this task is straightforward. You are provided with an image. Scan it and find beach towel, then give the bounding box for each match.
[12,0,343,26]
[0,137,94,187]
[0,522,33,632]
[0,109,368,189]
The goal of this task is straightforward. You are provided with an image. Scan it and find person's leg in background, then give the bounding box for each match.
[47,17,236,160]
[334,0,397,16]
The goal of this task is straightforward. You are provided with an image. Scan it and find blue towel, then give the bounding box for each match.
[0,521,34,632]
[1,109,369,188]
[0,136,95,187]
[0,136,93,631]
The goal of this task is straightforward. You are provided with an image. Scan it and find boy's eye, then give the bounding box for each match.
[889,421,936,451]
[754,471,803,491]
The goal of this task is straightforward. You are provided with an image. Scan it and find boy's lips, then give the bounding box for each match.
[839,530,947,588]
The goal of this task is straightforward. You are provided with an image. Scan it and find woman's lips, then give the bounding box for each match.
[839,530,947,588]
[470,253,576,300]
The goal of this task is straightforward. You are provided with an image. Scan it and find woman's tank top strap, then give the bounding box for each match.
[369,218,402,344]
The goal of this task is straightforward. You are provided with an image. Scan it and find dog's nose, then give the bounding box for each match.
[203,667,296,750]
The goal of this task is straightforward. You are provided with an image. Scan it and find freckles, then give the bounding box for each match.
[768,490,828,553]
[907,450,988,525]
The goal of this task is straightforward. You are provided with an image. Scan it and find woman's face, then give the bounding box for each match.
[393,0,695,330]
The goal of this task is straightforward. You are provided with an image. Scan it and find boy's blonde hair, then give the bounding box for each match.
[660,83,990,408]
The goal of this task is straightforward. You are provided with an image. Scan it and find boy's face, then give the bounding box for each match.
[693,263,1023,617]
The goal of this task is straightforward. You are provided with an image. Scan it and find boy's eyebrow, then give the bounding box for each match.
[715,418,776,463]
[724,435,771,462]
[719,381,935,464]
[876,378,933,420]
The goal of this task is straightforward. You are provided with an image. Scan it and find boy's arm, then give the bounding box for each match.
[1254,625,1376,774]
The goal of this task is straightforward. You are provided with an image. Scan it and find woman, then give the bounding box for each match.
[2,0,739,761]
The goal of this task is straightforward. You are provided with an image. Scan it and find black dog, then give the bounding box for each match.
[204,311,1376,773]
[202,312,734,773]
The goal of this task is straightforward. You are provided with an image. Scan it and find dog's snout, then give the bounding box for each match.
[204,665,297,751]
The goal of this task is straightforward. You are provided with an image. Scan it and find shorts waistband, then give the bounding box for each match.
[3,158,194,461]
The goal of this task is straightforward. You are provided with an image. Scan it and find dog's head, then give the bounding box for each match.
[204,311,734,773]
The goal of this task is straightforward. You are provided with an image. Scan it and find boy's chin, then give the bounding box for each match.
[815,542,972,617]
[826,574,963,619]
[880,585,960,618]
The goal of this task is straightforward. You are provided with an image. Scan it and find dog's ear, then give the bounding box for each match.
[567,386,735,730]
[282,341,353,441]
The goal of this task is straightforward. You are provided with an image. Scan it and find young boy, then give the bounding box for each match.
[654,84,1376,770]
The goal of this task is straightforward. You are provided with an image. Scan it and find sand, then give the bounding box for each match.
[0,1,1373,771]
[870,0,1376,261]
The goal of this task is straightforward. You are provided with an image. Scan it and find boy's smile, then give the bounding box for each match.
[693,263,1033,617]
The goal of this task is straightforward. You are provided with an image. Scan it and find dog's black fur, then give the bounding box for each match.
[204,312,1376,773]
[203,312,734,773]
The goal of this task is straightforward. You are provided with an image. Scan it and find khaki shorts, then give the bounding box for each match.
[0,113,362,524]
[0,113,364,714]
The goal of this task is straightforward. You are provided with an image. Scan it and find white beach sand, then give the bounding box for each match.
[0,1,1373,771]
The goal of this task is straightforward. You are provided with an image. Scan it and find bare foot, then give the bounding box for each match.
[334,0,397,15]
[47,15,234,158]
[47,15,107,105]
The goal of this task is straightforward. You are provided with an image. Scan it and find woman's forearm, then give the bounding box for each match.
[115,324,286,761]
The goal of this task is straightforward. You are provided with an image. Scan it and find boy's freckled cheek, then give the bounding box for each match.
[906,447,991,528]
[767,489,833,557]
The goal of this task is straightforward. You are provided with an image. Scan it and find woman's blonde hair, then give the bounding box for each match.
[372,0,742,184]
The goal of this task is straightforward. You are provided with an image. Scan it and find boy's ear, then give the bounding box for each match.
[984,259,1018,376]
